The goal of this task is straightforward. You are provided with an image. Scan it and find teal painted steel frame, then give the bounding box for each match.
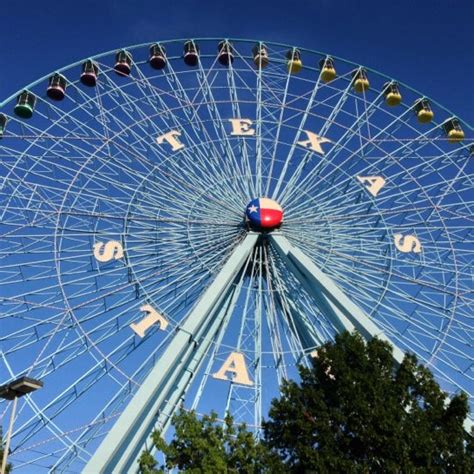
[85,229,471,473]
[84,233,259,473]
[270,233,405,364]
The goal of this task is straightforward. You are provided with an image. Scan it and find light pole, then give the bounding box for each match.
[0,377,43,474]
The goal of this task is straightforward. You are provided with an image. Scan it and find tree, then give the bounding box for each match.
[138,410,283,473]
[263,331,473,472]
[139,331,472,472]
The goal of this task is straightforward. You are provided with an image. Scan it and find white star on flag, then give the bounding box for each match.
[248,205,258,213]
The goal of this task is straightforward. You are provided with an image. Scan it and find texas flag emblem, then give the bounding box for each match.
[245,197,284,230]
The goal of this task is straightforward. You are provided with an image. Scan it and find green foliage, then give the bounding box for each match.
[139,331,473,472]
[263,331,473,472]
[138,448,160,474]
[140,409,283,473]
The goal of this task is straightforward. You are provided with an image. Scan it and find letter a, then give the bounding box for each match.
[212,351,253,386]
[394,234,422,253]
[357,176,386,197]
[130,304,169,338]
[157,130,185,151]
[229,118,255,136]
[297,130,331,155]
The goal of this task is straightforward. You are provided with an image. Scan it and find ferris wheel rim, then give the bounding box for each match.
[0,37,471,130]
[0,36,472,472]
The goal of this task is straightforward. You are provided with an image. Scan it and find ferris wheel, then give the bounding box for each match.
[0,38,472,472]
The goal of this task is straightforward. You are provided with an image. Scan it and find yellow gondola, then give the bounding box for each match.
[443,118,465,143]
[352,68,369,93]
[287,49,302,74]
[413,98,434,124]
[319,57,336,83]
[383,81,402,106]
[252,44,269,69]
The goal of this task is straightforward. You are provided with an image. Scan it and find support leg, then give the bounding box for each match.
[84,233,259,473]
[270,233,404,364]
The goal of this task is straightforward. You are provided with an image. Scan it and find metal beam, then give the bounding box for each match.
[84,233,259,473]
[270,233,404,364]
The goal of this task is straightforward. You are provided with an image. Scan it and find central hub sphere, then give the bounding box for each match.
[245,197,284,230]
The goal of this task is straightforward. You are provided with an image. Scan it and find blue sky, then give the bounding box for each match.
[0,0,473,124]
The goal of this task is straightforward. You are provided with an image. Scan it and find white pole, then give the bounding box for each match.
[1,396,18,474]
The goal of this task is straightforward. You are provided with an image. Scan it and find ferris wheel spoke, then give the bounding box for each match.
[271,69,324,199]
[92,74,218,187]
[277,72,362,204]
[159,66,245,190]
[194,57,253,196]
[91,68,234,198]
[110,139,246,218]
[286,142,468,222]
[2,209,236,227]
[160,56,245,190]
[226,58,256,197]
[296,234,468,301]
[320,102,441,187]
[1,39,473,471]
[268,253,319,357]
[281,96,425,208]
[264,52,294,197]
[254,44,264,196]
[284,105,449,212]
[1,168,146,221]
[293,202,473,224]
[269,245,339,345]
[290,227,465,288]
[261,244,290,383]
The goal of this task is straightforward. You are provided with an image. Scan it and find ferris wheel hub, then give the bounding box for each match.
[245,197,284,230]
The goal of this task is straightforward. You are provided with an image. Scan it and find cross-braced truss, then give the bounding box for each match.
[0,38,472,472]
